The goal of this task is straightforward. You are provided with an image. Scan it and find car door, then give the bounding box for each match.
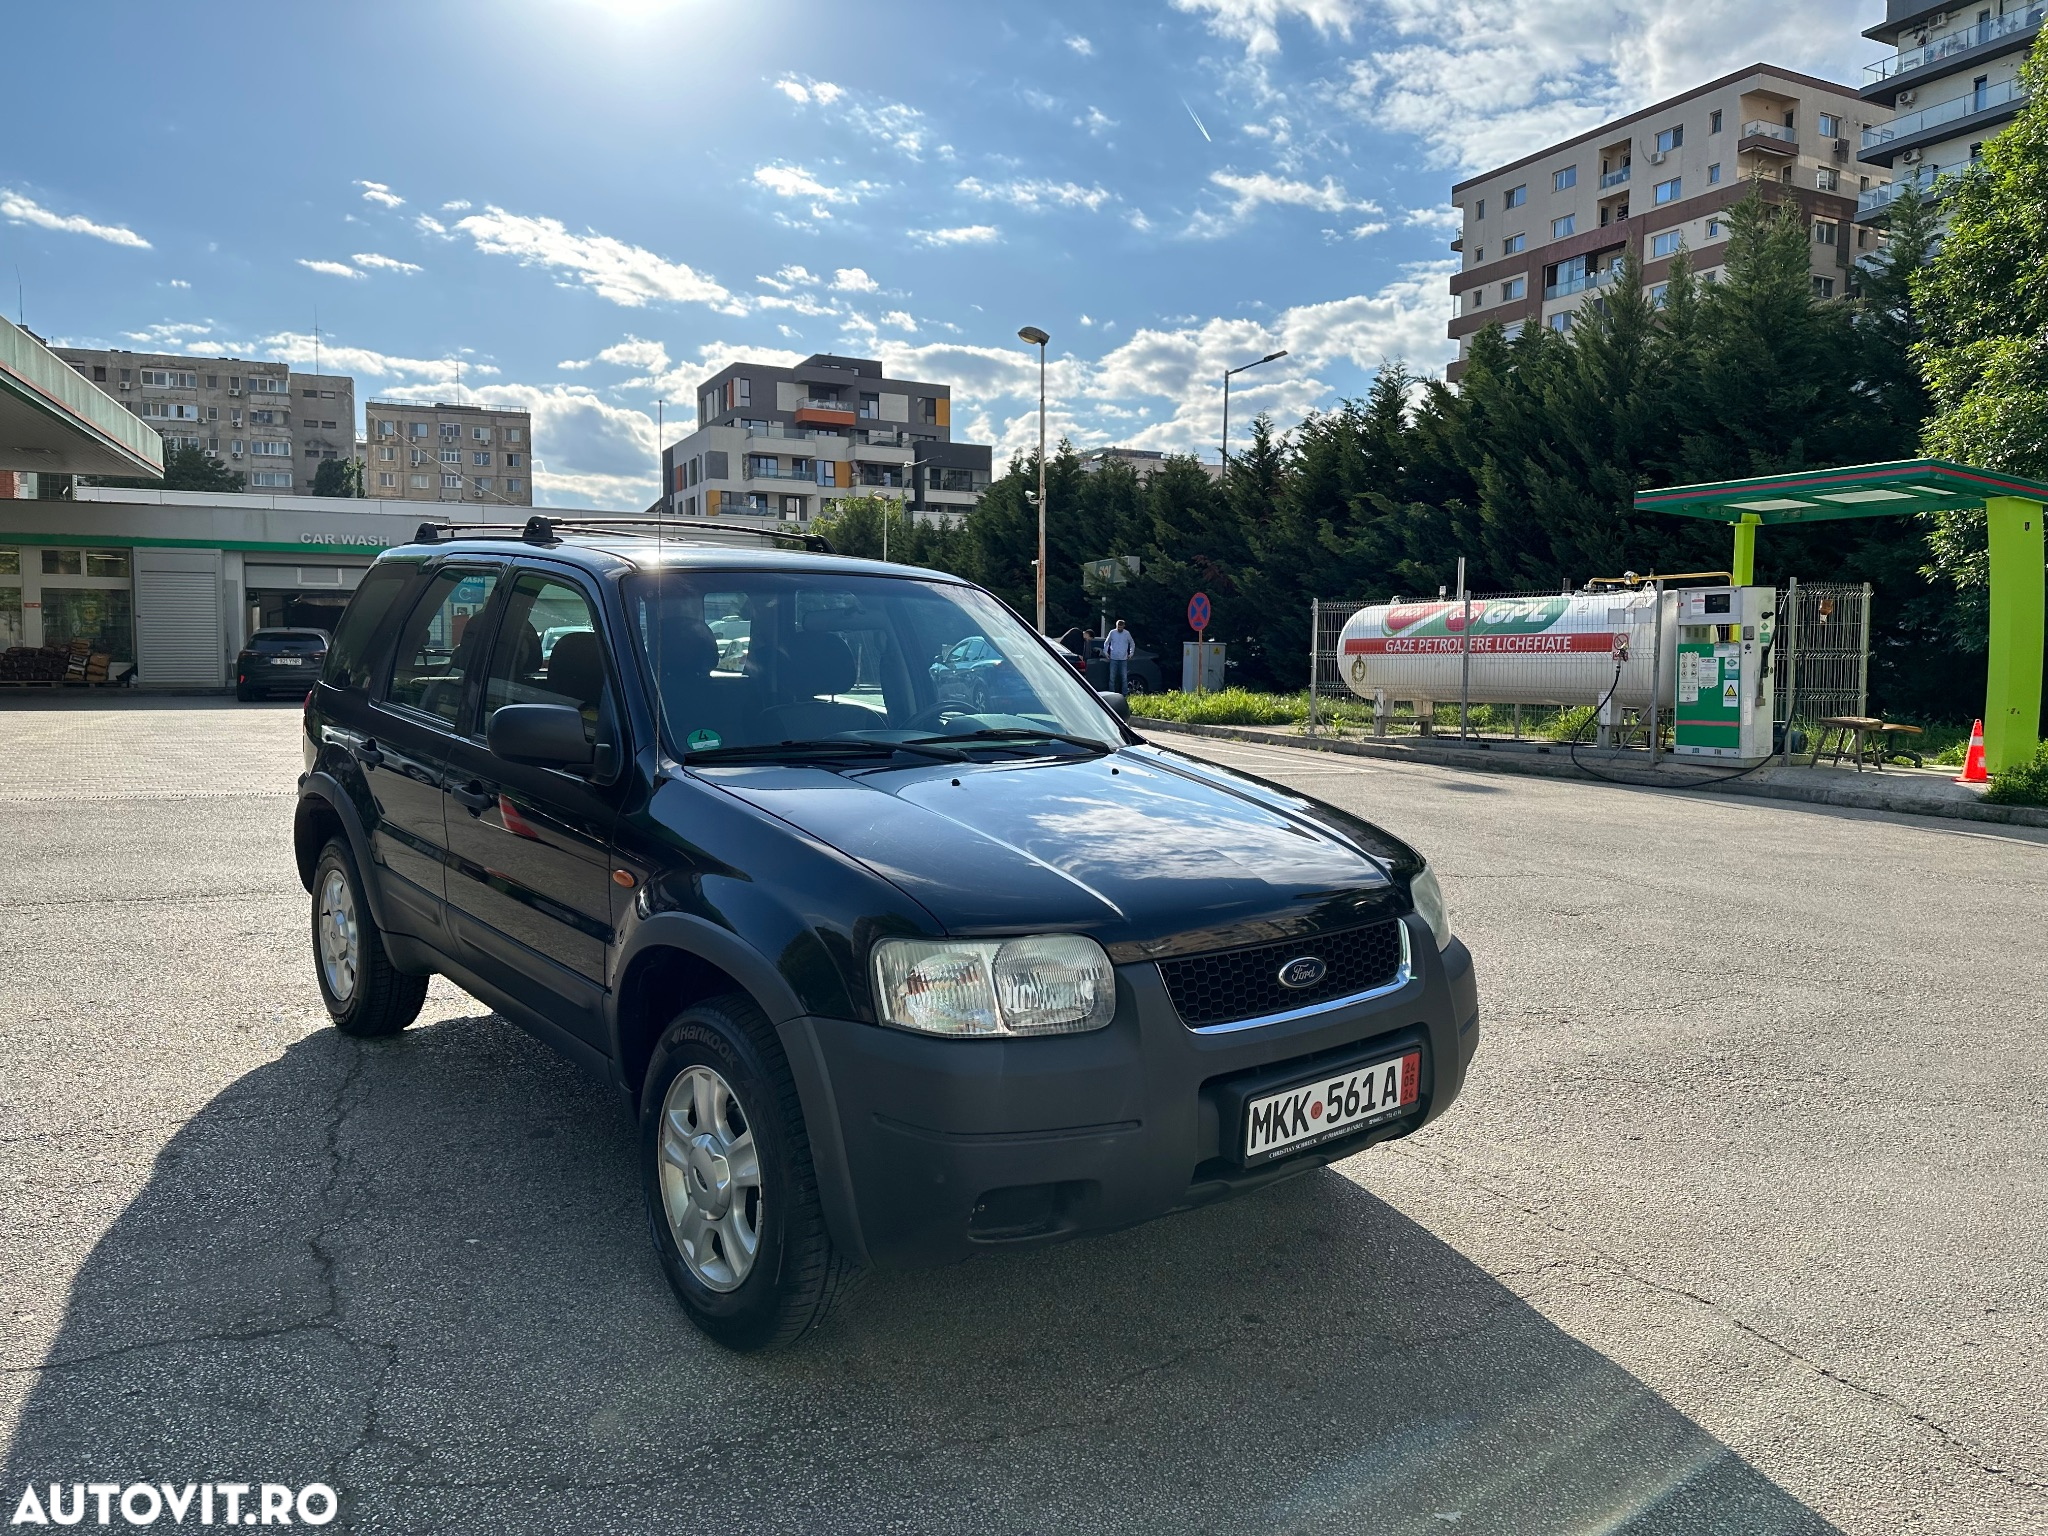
[439,565,622,1052]
[362,563,502,935]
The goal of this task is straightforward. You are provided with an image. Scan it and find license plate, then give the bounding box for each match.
[1243,1051,1420,1164]
[272,656,304,666]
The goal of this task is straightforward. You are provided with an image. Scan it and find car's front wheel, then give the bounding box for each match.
[310,837,428,1037]
[641,993,856,1351]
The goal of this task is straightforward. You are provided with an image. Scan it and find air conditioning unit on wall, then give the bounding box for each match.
[1650,150,1667,164]
[1900,147,1924,163]
[1897,88,1917,105]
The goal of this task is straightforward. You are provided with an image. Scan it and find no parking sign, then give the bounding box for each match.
[1187,591,1211,637]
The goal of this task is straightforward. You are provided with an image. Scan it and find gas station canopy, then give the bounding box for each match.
[0,313,163,479]
[1634,458,2048,525]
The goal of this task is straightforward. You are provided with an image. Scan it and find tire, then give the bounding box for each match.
[1125,674,1150,697]
[311,836,428,1038]
[641,992,857,1351]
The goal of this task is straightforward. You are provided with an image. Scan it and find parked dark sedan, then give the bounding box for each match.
[293,521,1479,1351]
[236,627,330,700]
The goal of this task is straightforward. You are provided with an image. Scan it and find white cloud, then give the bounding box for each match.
[1403,205,1465,230]
[441,199,472,211]
[122,321,212,345]
[1349,220,1389,238]
[351,252,423,274]
[355,180,405,208]
[1170,0,1360,56]
[415,213,449,238]
[757,264,820,292]
[956,177,1113,213]
[1066,34,1094,54]
[1077,106,1118,136]
[594,336,671,371]
[168,279,190,289]
[0,189,150,249]
[832,267,880,292]
[451,206,736,311]
[772,74,844,106]
[751,164,878,207]
[913,224,1000,246]
[259,331,498,383]
[1188,170,1380,237]
[879,310,918,331]
[297,259,364,279]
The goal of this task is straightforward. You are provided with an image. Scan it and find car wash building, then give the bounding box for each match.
[0,487,544,690]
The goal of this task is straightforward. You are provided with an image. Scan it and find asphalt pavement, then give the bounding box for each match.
[2,700,2043,1535]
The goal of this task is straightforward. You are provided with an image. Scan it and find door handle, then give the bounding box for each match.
[355,738,385,770]
[451,781,496,815]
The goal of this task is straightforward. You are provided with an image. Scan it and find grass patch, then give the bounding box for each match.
[1130,689,1599,741]
[1985,739,2048,807]
[1131,687,1304,726]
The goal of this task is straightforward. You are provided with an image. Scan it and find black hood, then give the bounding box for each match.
[696,744,1413,959]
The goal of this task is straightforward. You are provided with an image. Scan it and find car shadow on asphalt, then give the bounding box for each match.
[4,1014,1840,1536]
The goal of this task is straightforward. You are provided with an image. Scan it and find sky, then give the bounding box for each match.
[4,0,1882,510]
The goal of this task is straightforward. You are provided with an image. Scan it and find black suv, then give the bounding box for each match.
[295,519,1479,1350]
[238,627,330,700]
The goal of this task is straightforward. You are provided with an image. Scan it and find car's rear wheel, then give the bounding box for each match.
[311,837,428,1038]
[641,992,856,1351]
[1125,674,1150,696]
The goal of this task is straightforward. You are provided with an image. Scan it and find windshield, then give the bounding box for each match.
[622,569,1123,759]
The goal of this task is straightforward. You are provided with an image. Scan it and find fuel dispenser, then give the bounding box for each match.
[1674,586,1775,762]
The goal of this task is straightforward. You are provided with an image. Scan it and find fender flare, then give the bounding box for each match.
[295,773,396,932]
[607,910,809,1047]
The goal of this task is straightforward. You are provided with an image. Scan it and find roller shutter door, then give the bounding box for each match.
[134,547,224,688]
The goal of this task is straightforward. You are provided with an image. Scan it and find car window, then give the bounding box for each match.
[252,630,327,650]
[323,566,413,692]
[481,571,613,744]
[384,567,500,725]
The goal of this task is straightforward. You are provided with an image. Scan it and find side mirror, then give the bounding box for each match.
[1097,690,1132,722]
[488,703,594,769]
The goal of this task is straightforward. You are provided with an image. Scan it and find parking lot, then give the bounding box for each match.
[2,699,2043,1535]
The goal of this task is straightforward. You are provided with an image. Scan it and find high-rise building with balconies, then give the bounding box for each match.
[661,353,992,527]
[1446,65,1885,380]
[1854,0,2042,227]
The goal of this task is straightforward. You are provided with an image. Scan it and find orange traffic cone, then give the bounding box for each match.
[1955,719,1989,784]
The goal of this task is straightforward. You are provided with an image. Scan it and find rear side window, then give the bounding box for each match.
[322,568,412,691]
[384,567,500,725]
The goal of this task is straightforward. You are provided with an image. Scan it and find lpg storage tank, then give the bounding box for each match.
[1337,589,1675,712]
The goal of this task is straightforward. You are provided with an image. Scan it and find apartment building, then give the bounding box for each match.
[51,348,355,489]
[362,400,533,507]
[1855,0,2043,225]
[662,353,991,526]
[1447,65,1883,379]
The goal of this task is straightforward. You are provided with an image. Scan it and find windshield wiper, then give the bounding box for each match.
[905,728,1114,757]
[684,737,967,765]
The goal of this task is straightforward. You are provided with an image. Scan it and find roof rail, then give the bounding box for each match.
[411,516,834,554]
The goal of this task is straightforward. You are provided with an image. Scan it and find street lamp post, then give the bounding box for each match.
[1019,325,1050,633]
[1221,349,1289,467]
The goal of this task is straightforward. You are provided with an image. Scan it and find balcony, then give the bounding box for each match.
[1542,266,1621,302]
[1856,165,1943,215]
[1863,75,2028,151]
[1865,5,2044,84]
[745,420,845,443]
[1738,120,1799,156]
[1599,164,1632,189]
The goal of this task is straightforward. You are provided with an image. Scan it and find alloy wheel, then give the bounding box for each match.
[658,1064,763,1292]
[317,868,360,1003]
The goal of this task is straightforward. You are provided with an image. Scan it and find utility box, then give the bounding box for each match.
[1674,585,1776,761]
[1181,641,1226,693]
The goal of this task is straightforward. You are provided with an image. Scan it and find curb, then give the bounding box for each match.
[1133,717,2048,832]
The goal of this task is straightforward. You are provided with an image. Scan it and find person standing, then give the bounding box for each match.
[1103,619,1135,694]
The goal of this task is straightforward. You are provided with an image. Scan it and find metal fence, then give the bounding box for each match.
[1774,580,1871,749]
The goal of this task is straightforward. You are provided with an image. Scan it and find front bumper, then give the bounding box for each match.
[778,917,1480,1269]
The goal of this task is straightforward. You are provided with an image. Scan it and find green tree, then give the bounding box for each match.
[310,457,364,497]
[86,441,246,493]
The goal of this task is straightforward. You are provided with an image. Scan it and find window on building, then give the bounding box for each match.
[1973,74,1989,109]
[1471,245,1485,264]
[230,439,244,455]
[377,445,394,461]
[473,478,491,494]
[918,397,939,424]
[1501,320,1526,340]
[472,451,490,466]
[1502,232,1526,254]
[442,473,463,489]
[507,478,524,494]
[1501,276,1526,301]
[506,428,523,443]
[1970,140,1985,159]
[139,369,198,388]
[1812,276,1836,298]
[320,389,335,400]
[249,376,288,394]
[1710,110,1723,134]
[1780,165,1794,184]
[409,422,428,439]
[250,440,291,457]
[1475,197,1486,219]
[305,448,321,459]
[410,474,431,489]
[1655,126,1683,153]
[1548,312,1573,333]
[204,375,217,389]
[859,392,880,419]
[1814,218,1839,245]
[1816,167,1839,191]
[1708,162,1721,185]
[302,389,319,399]
[248,471,292,488]
[1651,231,1683,258]
[1552,214,1575,239]
[1818,113,1842,139]
[1553,165,1577,192]
[441,424,460,442]
[472,426,490,441]
[206,406,218,422]
[378,472,397,488]
[1655,177,1681,204]
[1649,282,1670,307]
[1707,217,1723,238]
[507,452,522,468]
[92,366,107,382]
[1503,184,1526,209]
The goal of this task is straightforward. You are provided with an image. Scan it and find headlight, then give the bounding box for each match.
[872,934,1115,1037]
[1409,865,1452,951]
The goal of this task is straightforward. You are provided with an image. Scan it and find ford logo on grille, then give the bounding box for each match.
[1277,956,1327,990]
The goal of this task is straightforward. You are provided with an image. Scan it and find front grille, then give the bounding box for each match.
[1157,919,1406,1028]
